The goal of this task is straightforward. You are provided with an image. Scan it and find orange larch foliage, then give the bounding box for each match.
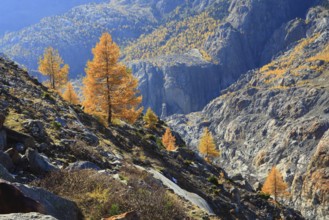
[38,47,69,90]
[62,82,80,105]
[262,166,290,202]
[82,33,142,125]
[162,127,177,151]
[198,128,219,162]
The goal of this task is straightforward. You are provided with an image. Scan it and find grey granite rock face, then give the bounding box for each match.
[129,0,314,116]
[167,8,329,219]
[128,54,227,116]
[0,213,58,220]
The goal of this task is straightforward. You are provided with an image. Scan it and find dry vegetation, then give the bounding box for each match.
[123,12,220,61]
[32,167,187,220]
[259,33,329,88]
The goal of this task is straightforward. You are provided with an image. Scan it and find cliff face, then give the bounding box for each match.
[128,0,315,116]
[128,52,225,116]
[167,5,329,219]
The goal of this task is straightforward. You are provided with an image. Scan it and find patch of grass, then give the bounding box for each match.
[112,118,124,126]
[207,175,219,186]
[4,109,25,132]
[109,203,121,216]
[51,121,62,130]
[259,192,271,200]
[42,92,55,101]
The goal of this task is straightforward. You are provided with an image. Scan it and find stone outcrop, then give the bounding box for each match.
[0,179,82,220]
[128,54,223,116]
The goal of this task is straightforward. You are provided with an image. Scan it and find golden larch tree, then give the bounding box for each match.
[262,166,289,202]
[62,82,80,105]
[162,127,177,151]
[143,108,158,128]
[38,47,69,90]
[82,33,142,125]
[198,128,219,162]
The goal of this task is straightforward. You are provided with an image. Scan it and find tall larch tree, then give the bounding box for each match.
[83,33,142,125]
[162,127,177,151]
[143,107,158,129]
[38,47,69,90]
[262,166,289,202]
[62,82,80,105]
[198,128,219,162]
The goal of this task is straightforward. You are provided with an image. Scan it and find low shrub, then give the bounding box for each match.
[259,192,271,200]
[207,175,219,186]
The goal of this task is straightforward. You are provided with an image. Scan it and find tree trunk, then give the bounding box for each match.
[107,76,112,125]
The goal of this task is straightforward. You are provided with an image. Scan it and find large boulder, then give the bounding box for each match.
[0,179,82,220]
[23,120,45,138]
[26,148,58,174]
[0,213,58,220]
[0,165,14,182]
[0,152,14,172]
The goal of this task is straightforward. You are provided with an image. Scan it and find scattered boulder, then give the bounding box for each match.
[0,213,58,220]
[0,152,14,172]
[0,179,82,220]
[26,148,58,174]
[6,129,35,149]
[66,161,100,171]
[0,181,44,214]
[81,132,99,146]
[0,164,14,182]
[23,120,45,138]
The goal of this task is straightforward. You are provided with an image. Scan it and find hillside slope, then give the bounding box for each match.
[168,5,329,220]
[0,57,305,219]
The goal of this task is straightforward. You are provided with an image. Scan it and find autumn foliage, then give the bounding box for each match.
[143,108,158,129]
[198,128,219,162]
[262,166,289,202]
[62,82,80,105]
[162,128,177,151]
[82,33,142,125]
[38,47,69,90]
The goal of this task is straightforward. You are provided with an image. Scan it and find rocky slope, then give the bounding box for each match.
[0,56,305,219]
[168,5,329,220]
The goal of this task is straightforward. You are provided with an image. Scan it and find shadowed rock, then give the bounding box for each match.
[0,181,44,214]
